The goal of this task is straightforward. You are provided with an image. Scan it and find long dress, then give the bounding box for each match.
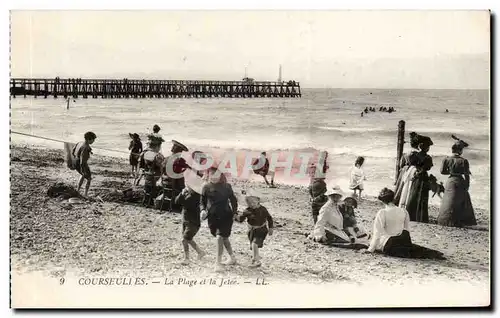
[405,151,433,223]
[437,155,477,227]
[394,150,418,205]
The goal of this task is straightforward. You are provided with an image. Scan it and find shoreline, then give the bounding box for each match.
[10,138,491,214]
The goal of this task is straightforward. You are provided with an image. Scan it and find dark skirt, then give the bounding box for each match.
[323,230,368,249]
[129,153,140,166]
[383,230,445,259]
[208,213,234,238]
[405,173,430,223]
[437,176,476,227]
[393,166,409,205]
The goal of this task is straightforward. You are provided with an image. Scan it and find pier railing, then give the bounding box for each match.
[10,78,301,98]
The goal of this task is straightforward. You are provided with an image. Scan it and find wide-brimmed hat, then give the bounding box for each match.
[418,135,433,148]
[451,135,469,151]
[172,140,189,152]
[325,185,344,197]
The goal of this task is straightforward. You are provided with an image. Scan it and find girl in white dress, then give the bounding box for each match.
[349,156,367,199]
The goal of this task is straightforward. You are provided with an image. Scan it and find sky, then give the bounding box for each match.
[10,10,490,89]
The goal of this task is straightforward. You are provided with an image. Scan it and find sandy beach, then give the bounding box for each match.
[10,144,490,297]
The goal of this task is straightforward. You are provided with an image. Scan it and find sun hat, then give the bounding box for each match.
[325,185,344,197]
[417,135,433,148]
[172,140,189,152]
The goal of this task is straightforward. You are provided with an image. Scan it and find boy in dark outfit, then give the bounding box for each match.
[235,193,274,268]
[72,131,97,197]
[128,133,143,178]
[175,184,206,265]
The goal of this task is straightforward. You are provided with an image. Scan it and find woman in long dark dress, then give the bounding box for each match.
[437,138,477,227]
[394,132,420,205]
[405,135,433,223]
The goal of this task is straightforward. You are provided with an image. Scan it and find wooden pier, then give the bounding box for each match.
[10,78,301,99]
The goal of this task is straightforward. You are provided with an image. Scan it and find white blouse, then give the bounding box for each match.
[310,200,350,242]
[367,205,410,252]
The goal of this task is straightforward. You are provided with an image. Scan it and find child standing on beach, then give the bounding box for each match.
[235,192,274,268]
[349,156,367,199]
[72,131,97,197]
[175,184,206,265]
[128,133,143,178]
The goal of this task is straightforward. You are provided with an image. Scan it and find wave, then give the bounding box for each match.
[316,126,489,140]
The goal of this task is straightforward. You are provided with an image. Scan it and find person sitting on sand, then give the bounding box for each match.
[338,196,368,242]
[72,131,97,197]
[252,152,275,188]
[349,156,367,200]
[235,191,274,268]
[308,185,354,244]
[128,133,143,178]
[200,167,239,272]
[175,181,206,265]
[437,136,477,228]
[363,188,445,260]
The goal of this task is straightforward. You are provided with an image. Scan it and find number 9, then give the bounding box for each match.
[60,277,65,285]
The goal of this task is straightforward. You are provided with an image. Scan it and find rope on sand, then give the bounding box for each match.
[11,131,139,156]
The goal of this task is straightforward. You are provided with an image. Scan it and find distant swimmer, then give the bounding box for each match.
[361,112,364,117]
[445,109,449,113]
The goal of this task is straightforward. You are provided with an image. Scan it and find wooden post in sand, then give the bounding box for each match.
[395,120,405,184]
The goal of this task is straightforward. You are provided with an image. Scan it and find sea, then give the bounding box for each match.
[10,88,490,211]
